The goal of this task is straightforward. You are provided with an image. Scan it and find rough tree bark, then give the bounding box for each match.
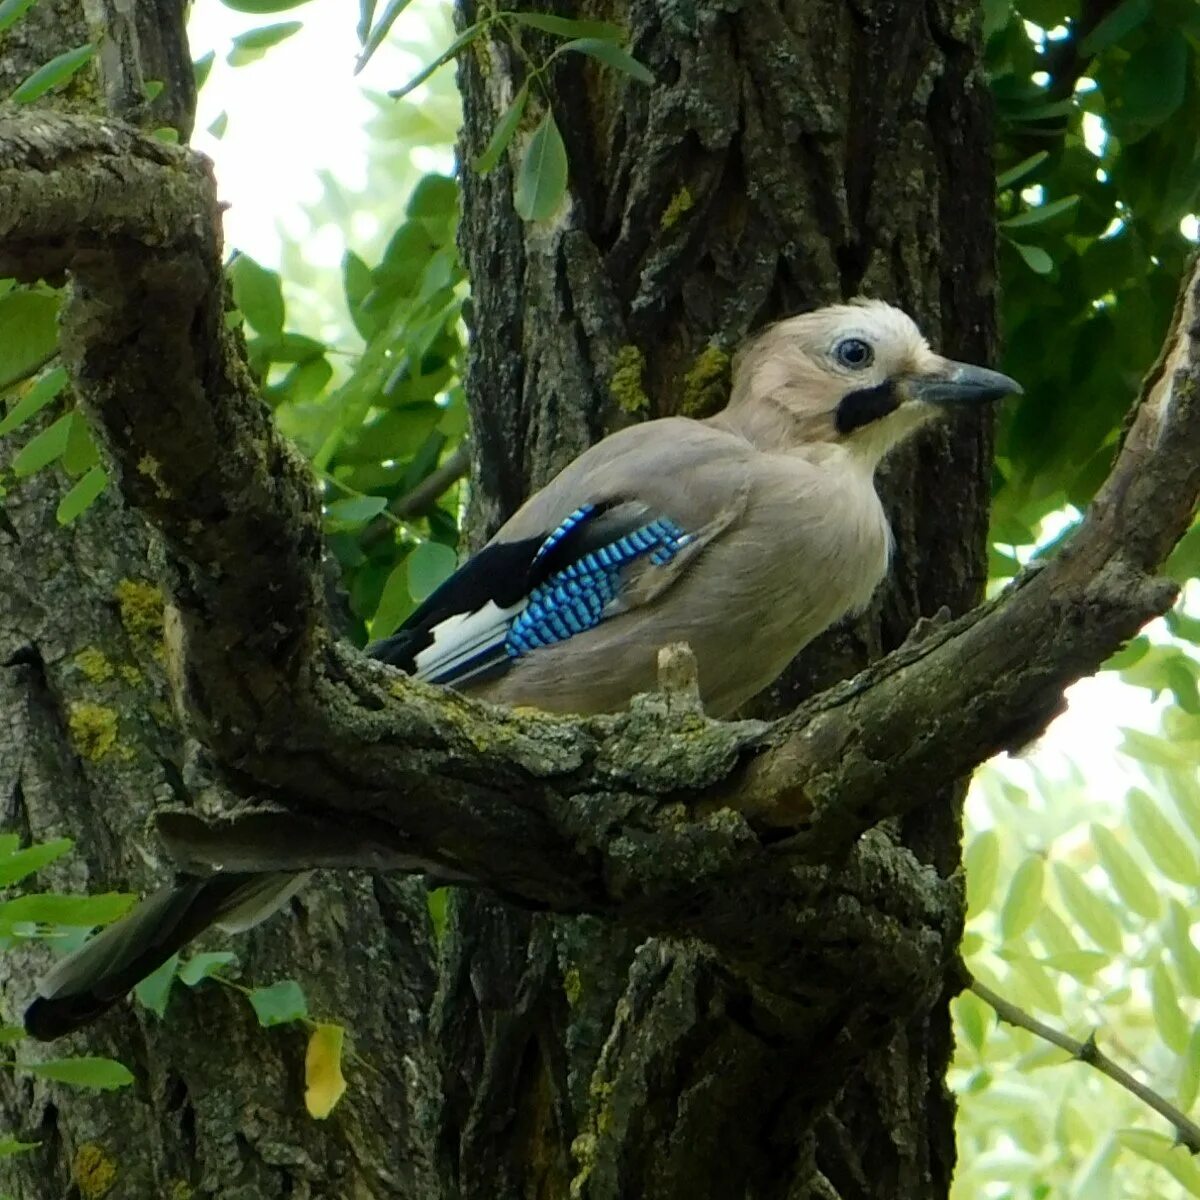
[0,5,441,1198]
[0,4,1197,1200]
[447,3,996,1197]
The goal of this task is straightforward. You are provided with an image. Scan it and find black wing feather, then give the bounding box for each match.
[367,500,655,675]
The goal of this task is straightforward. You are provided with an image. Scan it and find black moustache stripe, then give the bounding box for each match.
[835,381,900,434]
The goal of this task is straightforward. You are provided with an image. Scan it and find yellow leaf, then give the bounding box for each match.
[304,1023,347,1119]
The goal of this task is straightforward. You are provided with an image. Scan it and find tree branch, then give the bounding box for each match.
[731,251,1200,844]
[362,439,471,548]
[1,112,1197,1020]
[969,977,1200,1155]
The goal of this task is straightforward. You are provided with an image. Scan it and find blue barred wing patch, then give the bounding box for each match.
[533,504,596,563]
[370,502,694,689]
[507,516,691,657]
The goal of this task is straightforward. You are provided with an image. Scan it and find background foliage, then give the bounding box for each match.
[1,0,1198,1194]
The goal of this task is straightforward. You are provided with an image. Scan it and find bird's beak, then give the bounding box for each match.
[901,359,1023,407]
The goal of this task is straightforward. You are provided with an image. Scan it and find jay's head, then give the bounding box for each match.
[729,300,1021,462]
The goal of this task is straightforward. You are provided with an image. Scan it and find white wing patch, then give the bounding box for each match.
[413,599,527,683]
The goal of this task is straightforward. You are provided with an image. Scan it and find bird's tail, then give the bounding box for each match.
[23,870,312,1040]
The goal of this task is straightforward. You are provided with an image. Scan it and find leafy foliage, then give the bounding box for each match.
[955,758,1200,1197]
[955,13,1200,1185]
[373,4,650,223]
[1,0,1199,1185]
[988,1,1200,568]
[0,835,135,1154]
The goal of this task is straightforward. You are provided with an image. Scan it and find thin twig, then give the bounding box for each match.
[389,440,470,519]
[969,976,1200,1154]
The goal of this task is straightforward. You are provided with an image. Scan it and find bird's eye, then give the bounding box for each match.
[834,338,874,370]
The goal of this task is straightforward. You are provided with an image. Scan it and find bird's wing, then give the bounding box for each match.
[368,418,751,690]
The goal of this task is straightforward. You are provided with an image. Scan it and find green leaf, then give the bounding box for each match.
[388,21,484,101]
[1014,1040,1073,1071]
[1012,243,1054,275]
[11,44,95,104]
[1150,962,1190,1054]
[229,254,285,339]
[508,12,624,40]
[1090,824,1160,920]
[1165,656,1200,715]
[356,0,415,72]
[1162,901,1200,997]
[1008,98,1074,123]
[178,950,237,986]
[269,357,331,409]
[1000,195,1079,231]
[23,1057,133,1090]
[406,174,458,220]
[1000,856,1044,941]
[1167,525,1200,584]
[371,558,414,641]
[1053,863,1124,953]
[56,466,108,525]
[0,1026,26,1044]
[964,829,1000,919]
[1116,35,1188,133]
[248,979,308,1026]
[268,333,326,363]
[1127,788,1199,886]
[1009,956,1063,1017]
[193,50,215,90]
[0,837,72,887]
[558,38,653,84]
[1106,635,1150,671]
[1180,1024,1200,1112]
[473,83,529,174]
[0,892,134,932]
[221,0,312,10]
[0,367,67,437]
[1121,728,1189,769]
[61,410,98,476]
[324,494,388,529]
[12,411,72,477]
[0,0,38,36]
[954,989,990,1054]
[1041,950,1109,980]
[134,953,179,1018]
[996,150,1048,190]
[1117,1128,1174,1162]
[1035,905,1081,958]
[515,113,568,223]
[0,290,60,392]
[0,1137,38,1157]
[1079,0,1150,53]
[228,22,302,65]
[1169,775,1200,849]
[407,540,457,603]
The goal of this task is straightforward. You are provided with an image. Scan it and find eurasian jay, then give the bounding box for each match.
[24,300,1020,1038]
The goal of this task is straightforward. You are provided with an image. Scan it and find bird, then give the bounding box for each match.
[23,300,1020,1039]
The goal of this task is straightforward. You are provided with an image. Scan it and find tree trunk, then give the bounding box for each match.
[445,2,996,1197]
[0,1,1003,1197]
[0,5,441,1198]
